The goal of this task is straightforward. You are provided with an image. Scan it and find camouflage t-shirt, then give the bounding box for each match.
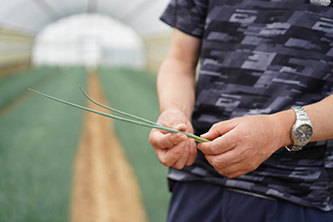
[161,0,333,211]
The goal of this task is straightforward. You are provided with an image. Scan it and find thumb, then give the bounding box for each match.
[200,121,237,140]
[175,123,187,132]
[200,130,216,141]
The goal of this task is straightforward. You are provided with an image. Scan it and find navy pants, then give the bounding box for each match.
[167,181,333,222]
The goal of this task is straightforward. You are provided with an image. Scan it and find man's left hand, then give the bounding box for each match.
[198,115,289,178]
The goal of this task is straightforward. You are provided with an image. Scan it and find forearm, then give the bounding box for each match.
[272,94,333,148]
[157,29,201,119]
[305,94,333,142]
[157,57,196,119]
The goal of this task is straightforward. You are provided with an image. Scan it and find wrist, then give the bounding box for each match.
[159,101,193,119]
[270,109,296,148]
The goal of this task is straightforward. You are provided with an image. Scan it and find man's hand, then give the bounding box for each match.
[149,108,197,169]
[198,114,291,178]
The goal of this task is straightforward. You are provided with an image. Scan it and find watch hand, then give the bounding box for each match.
[297,129,305,137]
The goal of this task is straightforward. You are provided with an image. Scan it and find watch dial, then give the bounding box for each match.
[296,124,313,143]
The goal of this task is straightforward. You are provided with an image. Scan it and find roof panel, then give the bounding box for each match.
[56,0,90,16]
[117,0,149,20]
[125,0,171,36]
[96,0,126,19]
[0,0,52,33]
[0,0,172,37]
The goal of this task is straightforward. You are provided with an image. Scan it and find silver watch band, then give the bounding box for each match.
[285,106,312,152]
[285,144,303,152]
[292,106,308,121]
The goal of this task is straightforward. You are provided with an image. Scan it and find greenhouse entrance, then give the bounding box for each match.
[32,14,145,68]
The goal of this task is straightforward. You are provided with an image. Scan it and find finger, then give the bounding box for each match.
[172,139,197,168]
[204,150,240,171]
[149,129,187,149]
[185,139,197,166]
[172,140,190,169]
[156,141,187,167]
[215,162,250,178]
[209,158,255,178]
[200,120,238,141]
[198,132,237,155]
[175,123,187,132]
[205,150,259,178]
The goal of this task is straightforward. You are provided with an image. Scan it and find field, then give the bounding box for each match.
[98,67,170,221]
[0,66,170,222]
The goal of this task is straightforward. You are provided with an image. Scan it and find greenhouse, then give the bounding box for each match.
[0,1,173,221]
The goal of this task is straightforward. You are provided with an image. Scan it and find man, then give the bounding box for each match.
[149,0,333,221]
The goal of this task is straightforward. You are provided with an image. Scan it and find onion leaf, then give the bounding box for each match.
[28,88,210,143]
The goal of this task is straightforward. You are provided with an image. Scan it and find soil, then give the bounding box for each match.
[70,69,148,222]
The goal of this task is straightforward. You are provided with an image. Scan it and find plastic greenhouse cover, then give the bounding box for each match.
[0,0,171,36]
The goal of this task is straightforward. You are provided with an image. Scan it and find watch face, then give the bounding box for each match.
[295,124,313,143]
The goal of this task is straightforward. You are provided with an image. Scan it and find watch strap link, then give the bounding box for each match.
[293,106,309,121]
[285,106,313,152]
[285,144,303,152]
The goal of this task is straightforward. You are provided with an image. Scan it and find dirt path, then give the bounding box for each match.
[70,70,148,222]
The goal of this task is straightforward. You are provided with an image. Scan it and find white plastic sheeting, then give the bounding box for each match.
[0,0,171,37]
[32,14,146,67]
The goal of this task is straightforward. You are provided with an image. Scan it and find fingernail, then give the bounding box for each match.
[177,134,187,142]
[175,123,186,131]
[200,132,208,137]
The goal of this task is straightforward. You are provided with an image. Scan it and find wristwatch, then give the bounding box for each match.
[285,106,314,152]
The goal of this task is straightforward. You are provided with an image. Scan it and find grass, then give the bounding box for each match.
[98,67,171,222]
[0,66,171,221]
[0,66,58,111]
[0,67,87,222]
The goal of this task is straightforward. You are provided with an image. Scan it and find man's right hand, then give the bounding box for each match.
[149,108,197,169]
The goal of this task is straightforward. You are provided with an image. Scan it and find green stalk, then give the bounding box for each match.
[28,88,210,143]
[79,86,156,125]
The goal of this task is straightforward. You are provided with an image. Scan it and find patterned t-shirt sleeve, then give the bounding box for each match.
[160,0,208,38]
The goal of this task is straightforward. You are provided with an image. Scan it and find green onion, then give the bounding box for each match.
[28,88,210,143]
